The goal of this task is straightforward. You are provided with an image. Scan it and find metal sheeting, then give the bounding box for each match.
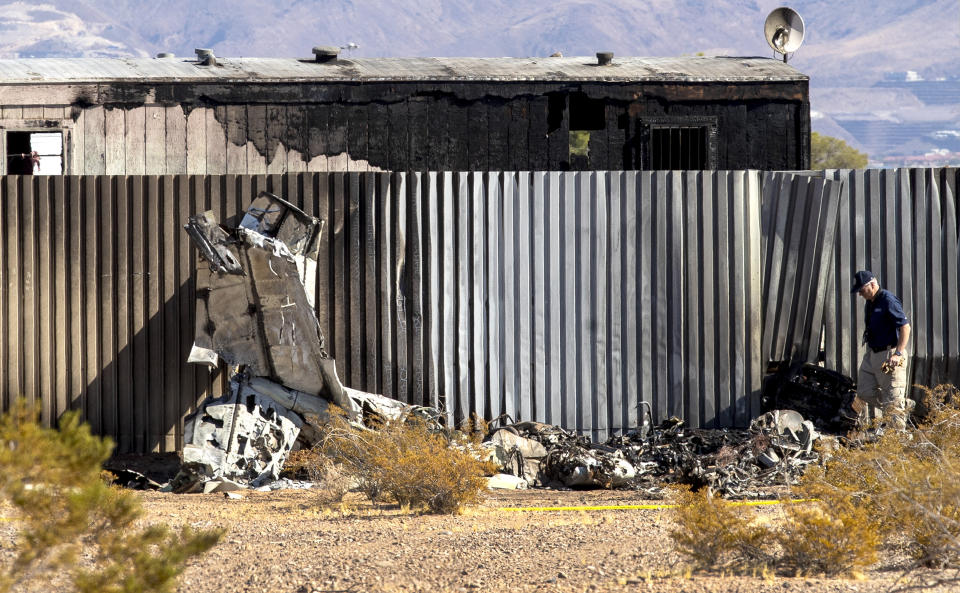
[823,168,960,393]
[760,172,843,365]
[0,56,807,84]
[419,171,763,440]
[0,170,764,451]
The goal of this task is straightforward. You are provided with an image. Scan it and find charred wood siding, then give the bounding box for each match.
[0,81,807,175]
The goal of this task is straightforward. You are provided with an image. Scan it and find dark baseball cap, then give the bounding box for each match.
[851,270,875,293]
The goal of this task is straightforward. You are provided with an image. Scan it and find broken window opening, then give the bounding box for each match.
[650,126,708,170]
[569,93,605,131]
[6,131,63,175]
[569,130,590,169]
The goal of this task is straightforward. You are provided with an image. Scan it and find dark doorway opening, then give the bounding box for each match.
[6,131,63,175]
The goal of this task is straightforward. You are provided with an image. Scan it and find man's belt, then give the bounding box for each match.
[871,344,895,353]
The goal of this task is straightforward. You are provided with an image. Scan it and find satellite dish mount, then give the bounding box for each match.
[764,7,805,63]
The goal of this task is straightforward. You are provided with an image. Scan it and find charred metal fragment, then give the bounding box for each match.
[184,195,351,410]
[762,362,859,434]
[484,408,824,498]
[181,191,444,491]
[240,192,323,260]
[176,375,304,492]
[184,211,242,274]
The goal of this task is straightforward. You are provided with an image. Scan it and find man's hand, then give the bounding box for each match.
[882,353,905,374]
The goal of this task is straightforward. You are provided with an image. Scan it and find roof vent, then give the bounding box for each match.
[156,52,175,59]
[195,48,216,66]
[596,52,613,66]
[312,46,340,63]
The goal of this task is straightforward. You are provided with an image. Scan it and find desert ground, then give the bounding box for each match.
[2,454,958,593]
[103,487,959,593]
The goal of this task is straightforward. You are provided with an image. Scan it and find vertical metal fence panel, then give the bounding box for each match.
[607,172,624,434]
[683,172,702,426]
[469,173,485,416]
[83,176,101,437]
[744,172,765,421]
[425,172,441,409]
[546,172,563,427]
[437,172,455,423]
[577,172,594,433]
[560,173,578,430]
[485,171,502,422]
[699,174,717,425]
[667,172,684,422]
[21,178,36,410]
[376,173,394,403]
[454,172,471,420]
[52,176,70,429]
[760,172,843,366]
[532,172,548,425]
[621,172,639,431]
[713,174,733,426]
[517,172,534,424]
[593,172,610,439]
[637,172,655,426]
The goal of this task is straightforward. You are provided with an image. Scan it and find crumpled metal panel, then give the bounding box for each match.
[186,192,354,414]
[179,376,303,490]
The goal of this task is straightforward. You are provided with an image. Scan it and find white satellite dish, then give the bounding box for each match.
[764,7,805,62]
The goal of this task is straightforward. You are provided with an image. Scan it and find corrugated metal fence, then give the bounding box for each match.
[1,171,765,450]
[6,168,960,451]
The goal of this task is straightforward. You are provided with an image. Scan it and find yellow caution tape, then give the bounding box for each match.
[497,499,814,512]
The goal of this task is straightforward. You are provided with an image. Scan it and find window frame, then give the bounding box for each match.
[640,116,718,171]
[0,119,72,175]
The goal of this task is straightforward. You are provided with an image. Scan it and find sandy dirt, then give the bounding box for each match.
[1,453,958,592]
[113,487,958,593]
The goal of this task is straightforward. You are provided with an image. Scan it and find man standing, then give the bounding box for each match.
[851,270,912,429]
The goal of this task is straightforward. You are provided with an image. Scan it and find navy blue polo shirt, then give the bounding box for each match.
[864,289,909,351]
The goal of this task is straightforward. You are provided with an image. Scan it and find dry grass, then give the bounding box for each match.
[669,385,960,580]
[311,408,495,514]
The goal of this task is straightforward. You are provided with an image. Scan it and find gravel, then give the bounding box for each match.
[142,489,959,593]
[3,486,958,593]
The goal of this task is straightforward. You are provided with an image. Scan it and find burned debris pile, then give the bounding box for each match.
[172,192,849,498]
[483,409,819,498]
[762,362,860,434]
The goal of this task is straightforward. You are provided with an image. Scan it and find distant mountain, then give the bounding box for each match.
[0,1,148,58]
[1,0,958,163]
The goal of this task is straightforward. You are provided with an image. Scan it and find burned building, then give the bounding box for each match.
[0,51,808,175]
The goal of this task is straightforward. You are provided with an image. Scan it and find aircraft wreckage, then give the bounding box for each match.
[177,192,856,497]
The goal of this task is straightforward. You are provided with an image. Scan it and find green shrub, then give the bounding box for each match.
[317,408,494,514]
[0,401,223,593]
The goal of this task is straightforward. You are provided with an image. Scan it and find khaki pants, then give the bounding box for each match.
[856,348,909,429]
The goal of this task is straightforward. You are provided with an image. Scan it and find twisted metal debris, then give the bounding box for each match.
[486,409,820,499]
